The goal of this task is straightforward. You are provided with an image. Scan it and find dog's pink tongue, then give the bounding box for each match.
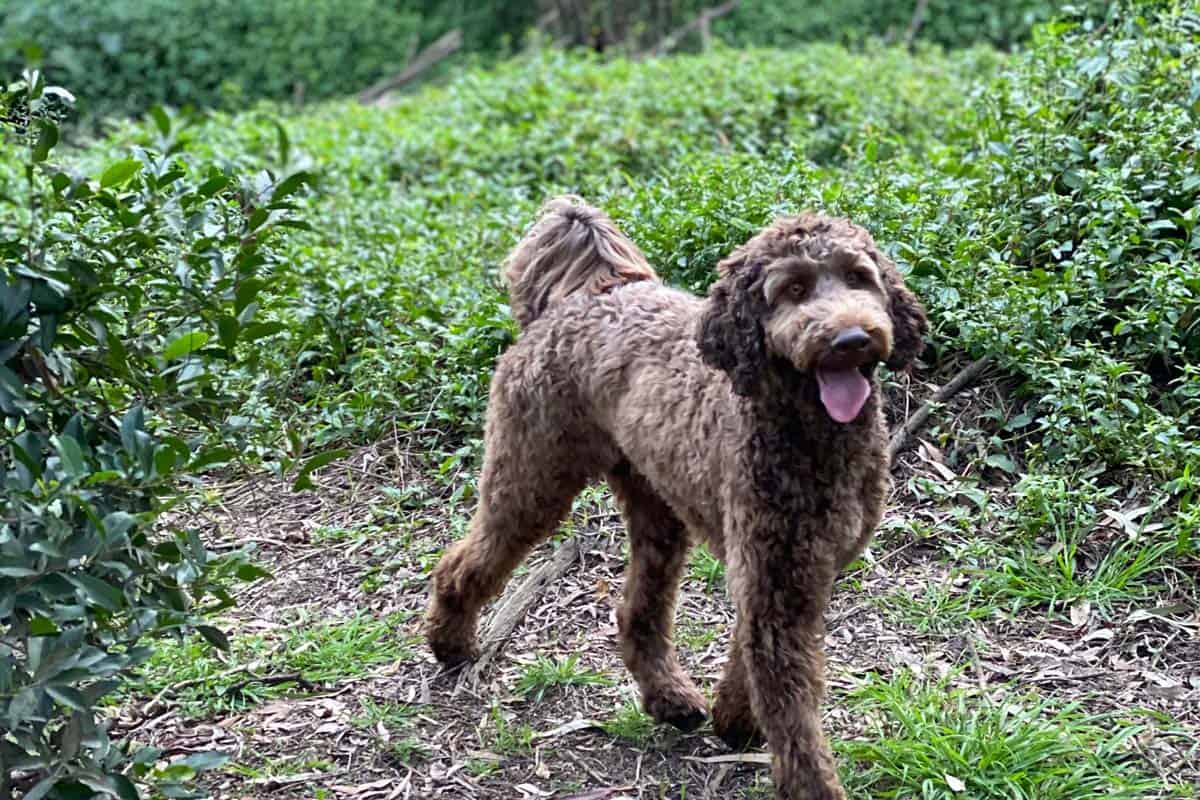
[816,368,871,423]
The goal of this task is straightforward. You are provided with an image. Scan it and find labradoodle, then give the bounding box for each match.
[425,196,927,799]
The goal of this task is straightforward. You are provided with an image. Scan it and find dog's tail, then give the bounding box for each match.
[502,196,659,329]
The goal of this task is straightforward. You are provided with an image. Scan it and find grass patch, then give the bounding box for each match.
[688,543,726,591]
[676,619,720,652]
[134,611,417,716]
[228,754,335,781]
[515,654,613,702]
[482,702,535,755]
[976,535,1178,618]
[838,671,1165,799]
[881,576,993,634]
[354,697,418,730]
[602,699,657,746]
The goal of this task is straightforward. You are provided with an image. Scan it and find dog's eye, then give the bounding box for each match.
[787,282,807,300]
[848,269,873,288]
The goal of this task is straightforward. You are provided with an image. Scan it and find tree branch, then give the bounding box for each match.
[358,29,463,105]
[651,0,740,56]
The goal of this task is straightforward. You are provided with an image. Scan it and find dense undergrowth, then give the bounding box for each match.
[112,0,1197,547]
[57,0,1191,556]
[4,1,1098,120]
[3,0,1198,796]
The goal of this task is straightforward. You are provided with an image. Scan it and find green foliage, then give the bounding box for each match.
[138,42,994,462]
[1,0,419,120]
[838,671,1163,797]
[135,612,417,717]
[0,72,302,797]
[1,0,1099,124]
[482,701,535,755]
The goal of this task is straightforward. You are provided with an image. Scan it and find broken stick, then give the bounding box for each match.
[888,355,994,462]
[358,29,463,105]
[455,537,583,692]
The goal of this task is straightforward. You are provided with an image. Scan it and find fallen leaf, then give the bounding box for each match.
[533,718,601,739]
[330,778,391,795]
[1070,600,1091,628]
[1082,627,1114,643]
[682,753,772,765]
[945,774,967,792]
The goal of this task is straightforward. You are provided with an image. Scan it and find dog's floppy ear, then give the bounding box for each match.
[697,253,768,396]
[876,251,928,370]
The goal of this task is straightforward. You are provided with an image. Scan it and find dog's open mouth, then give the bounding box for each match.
[816,361,876,423]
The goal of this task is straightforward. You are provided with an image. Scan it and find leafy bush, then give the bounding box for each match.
[132,42,993,460]
[1,0,419,120]
[716,0,1111,50]
[0,73,307,797]
[1,0,1109,124]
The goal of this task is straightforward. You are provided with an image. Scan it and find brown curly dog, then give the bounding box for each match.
[425,197,927,799]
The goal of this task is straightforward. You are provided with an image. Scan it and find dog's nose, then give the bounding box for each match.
[832,327,871,352]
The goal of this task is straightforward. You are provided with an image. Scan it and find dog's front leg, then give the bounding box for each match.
[725,512,845,800]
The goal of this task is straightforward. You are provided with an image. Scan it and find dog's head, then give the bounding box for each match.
[697,214,927,422]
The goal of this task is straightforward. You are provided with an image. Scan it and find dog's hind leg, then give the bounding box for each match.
[425,392,593,667]
[608,462,707,732]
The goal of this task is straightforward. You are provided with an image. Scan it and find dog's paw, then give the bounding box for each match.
[644,684,708,732]
[424,612,480,667]
[712,702,764,750]
[428,636,479,668]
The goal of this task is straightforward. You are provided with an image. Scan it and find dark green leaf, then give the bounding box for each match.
[240,321,285,343]
[33,119,58,163]
[270,170,313,202]
[54,434,87,477]
[150,105,171,137]
[23,775,58,800]
[292,448,348,491]
[235,563,272,581]
[196,625,230,651]
[120,404,145,455]
[67,574,125,611]
[46,685,89,711]
[181,750,230,771]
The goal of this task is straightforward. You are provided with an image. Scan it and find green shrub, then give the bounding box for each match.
[0,0,1109,124]
[0,73,309,798]
[716,0,1111,50]
[1,0,419,120]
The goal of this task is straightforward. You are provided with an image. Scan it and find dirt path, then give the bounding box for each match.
[120,367,1199,799]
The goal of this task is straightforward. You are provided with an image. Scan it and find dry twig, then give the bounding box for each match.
[455,538,583,691]
[889,355,994,462]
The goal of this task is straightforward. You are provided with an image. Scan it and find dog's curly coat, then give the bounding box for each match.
[425,197,927,799]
